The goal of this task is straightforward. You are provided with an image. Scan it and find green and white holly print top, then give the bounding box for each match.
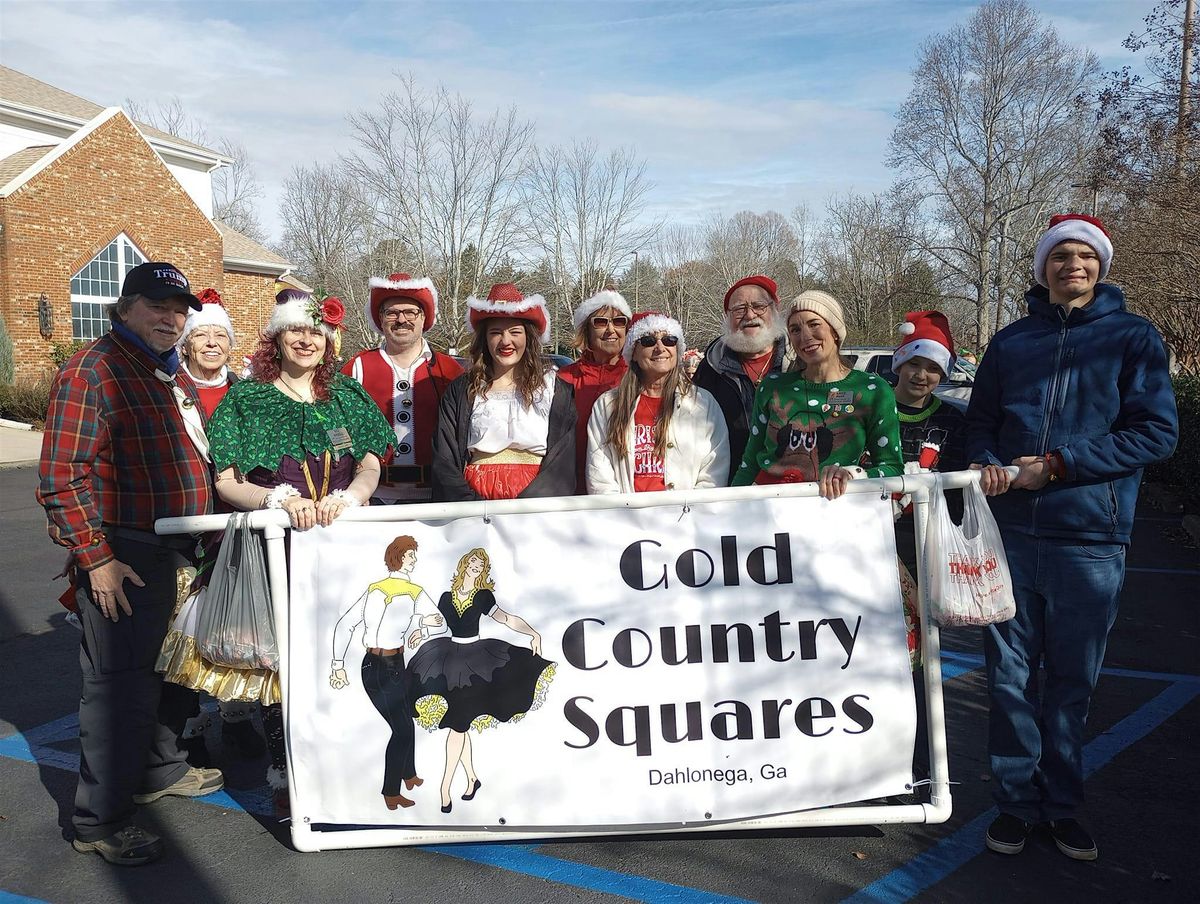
[731,368,904,486]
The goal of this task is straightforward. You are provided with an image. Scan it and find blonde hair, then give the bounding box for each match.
[450,548,496,595]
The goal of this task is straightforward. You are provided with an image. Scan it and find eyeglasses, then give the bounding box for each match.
[729,301,772,318]
[591,316,629,329]
[636,334,679,348]
[382,308,424,322]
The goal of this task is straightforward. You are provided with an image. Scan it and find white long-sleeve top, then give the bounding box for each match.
[330,570,446,669]
[586,385,730,494]
[468,371,556,455]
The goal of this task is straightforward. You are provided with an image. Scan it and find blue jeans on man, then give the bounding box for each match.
[983,528,1126,821]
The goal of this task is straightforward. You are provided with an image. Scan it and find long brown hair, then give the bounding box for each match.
[605,357,689,460]
[466,320,549,408]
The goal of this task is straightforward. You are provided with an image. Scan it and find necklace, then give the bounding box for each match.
[743,355,773,385]
[277,376,315,403]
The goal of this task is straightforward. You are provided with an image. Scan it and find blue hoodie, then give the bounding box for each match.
[966,283,1178,544]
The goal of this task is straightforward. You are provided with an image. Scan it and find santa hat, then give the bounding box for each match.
[572,289,632,331]
[787,290,847,343]
[265,283,345,347]
[723,274,779,310]
[366,272,438,336]
[1033,213,1113,288]
[179,288,235,349]
[465,283,550,343]
[622,311,686,365]
[892,310,955,376]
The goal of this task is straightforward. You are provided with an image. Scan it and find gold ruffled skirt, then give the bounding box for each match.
[156,566,281,705]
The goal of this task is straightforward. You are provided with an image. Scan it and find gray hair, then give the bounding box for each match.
[109,294,143,324]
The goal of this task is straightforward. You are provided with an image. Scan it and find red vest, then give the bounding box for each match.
[342,348,463,466]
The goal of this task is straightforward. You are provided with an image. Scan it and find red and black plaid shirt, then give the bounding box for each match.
[37,330,212,569]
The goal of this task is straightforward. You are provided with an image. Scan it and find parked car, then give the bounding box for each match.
[841,346,975,410]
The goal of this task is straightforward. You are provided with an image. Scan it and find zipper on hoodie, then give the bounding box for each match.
[1032,308,1070,534]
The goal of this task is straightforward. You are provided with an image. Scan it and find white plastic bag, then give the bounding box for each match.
[923,474,1017,627]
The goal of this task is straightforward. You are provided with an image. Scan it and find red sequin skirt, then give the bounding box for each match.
[465,449,543,499]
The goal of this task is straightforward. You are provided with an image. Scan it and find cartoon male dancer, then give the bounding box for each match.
[330,535,444,809]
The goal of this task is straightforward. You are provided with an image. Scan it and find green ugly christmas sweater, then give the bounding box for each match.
[731,368,904,485]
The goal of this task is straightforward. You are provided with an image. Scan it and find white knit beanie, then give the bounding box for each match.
[787,290,847,343]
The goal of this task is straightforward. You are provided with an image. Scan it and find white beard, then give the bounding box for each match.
[724,315,784,355]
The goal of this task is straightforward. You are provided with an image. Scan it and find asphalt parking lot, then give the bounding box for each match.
[1,461,1196,903]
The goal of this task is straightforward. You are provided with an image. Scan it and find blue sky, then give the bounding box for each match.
[2,0,1154,245]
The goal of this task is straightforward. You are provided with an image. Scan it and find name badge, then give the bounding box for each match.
[828,390,854,406]
[327,427,353,451]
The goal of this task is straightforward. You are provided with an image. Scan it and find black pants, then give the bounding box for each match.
[361,652,415,795]
[74,531,197,842]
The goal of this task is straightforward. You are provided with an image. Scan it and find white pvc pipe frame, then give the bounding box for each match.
[156,467,1015,851]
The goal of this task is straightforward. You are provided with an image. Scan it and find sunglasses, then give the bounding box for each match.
[382,308,423,322]
[636,334,679,348]
[591,316,629,329]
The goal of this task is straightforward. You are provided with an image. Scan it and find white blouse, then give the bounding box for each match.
[468,371,556,455]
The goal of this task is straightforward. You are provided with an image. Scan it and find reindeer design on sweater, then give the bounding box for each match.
[761,389,862,482]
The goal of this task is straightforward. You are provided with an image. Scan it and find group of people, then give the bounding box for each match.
[37,212,1177,867]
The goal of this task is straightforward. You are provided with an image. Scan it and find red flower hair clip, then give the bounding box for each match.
[320,296,346,328]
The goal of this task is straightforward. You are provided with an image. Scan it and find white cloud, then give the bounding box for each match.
[0,0,1149,255]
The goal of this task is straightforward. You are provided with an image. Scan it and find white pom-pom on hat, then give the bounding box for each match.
[898,321,916,337]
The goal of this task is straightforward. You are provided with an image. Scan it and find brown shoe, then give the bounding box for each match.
[384,793,415,810]
[403,776,424,790]
[73,826,163,866]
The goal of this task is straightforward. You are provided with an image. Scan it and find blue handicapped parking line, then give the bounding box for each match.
[2,657,1196,904]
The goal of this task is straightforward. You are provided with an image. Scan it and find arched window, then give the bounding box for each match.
[70,234,147,340]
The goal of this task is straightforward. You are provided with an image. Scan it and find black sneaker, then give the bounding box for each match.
[223,718,266,759]
[1048,818,1098,861]
[986,813,1031,854]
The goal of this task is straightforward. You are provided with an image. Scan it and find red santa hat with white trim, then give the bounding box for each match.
[572,289,632,331]
[892,310,955,377]
[465,283,550,343]
[366,272,438,336]
[179,288,236,349]
[622,311,686,365]
[1032,213,1113,288]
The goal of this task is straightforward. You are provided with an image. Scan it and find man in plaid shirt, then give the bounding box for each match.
[38,262,223,866]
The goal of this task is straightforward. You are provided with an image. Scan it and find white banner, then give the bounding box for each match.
[287,493,916,831]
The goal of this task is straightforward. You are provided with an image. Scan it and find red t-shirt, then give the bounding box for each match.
[741,349,774,384]
[195,382,232,419]
[633,394,666,492]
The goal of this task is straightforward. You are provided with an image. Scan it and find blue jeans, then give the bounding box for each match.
[982,529,1126,822]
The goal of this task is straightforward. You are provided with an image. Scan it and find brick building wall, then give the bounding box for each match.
[221,269,280,351]
[0,112,222,380]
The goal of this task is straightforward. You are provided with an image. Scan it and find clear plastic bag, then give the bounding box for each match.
[195,512,278,670]
[923,474,1017,627]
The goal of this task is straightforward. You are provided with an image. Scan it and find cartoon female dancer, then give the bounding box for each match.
[407,548,555,813]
